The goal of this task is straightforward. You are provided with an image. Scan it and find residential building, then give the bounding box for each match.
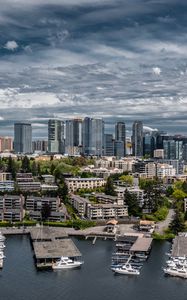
[154,149,164,159]
[0,195,24,222]
[69,194,128,220]
[14,123,32,153]
[157,163,176,179]
[26,196,65,222]
[86,203,128,220]
[32,140,48,153]
[0,137,13,152]
[65,177,106,192]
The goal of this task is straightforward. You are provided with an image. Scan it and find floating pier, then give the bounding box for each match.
[171,234,187,258]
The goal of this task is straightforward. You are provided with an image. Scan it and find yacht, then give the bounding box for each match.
[164,266,187,279]
[52,256,84,270]
[112,263,140,275]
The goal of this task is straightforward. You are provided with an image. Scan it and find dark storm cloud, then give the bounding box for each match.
[0,0,186,137]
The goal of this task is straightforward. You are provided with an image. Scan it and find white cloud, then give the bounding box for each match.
[152,67,161,75]
[4,40,19,51]
[143,126,158,132]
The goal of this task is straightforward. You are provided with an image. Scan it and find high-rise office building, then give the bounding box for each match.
[48,119,64,153]
[114,140,124,158]
[183,144,187,161]
[104,134,114,156]
[163,140,183,160]
[65,119,83,155]
[83,117,104,156]
[115,122,126,156]
[132,121,143,157]
[143,132,155,157]
[14,123,32,153]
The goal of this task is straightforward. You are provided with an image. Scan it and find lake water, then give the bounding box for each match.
[1,236,187,300]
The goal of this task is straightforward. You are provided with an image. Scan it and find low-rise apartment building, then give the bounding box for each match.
[0,195,24,222]
[70,194,128,220]
[25,196,65,222]
[65,177,106,192]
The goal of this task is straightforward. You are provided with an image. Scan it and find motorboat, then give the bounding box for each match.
[0,236,5,242]
[164,266,187,279]
[135,253,148,260]
[166,260,176,268]
[52,256,84,270]
[0,253,5,259]
[112,263,140,275]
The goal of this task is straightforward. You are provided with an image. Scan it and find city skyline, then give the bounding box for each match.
[0,0,186,137]
[0,118,186,140]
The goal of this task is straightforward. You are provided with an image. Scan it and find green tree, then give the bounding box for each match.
[119,175,133,185]
[21,156,31,173]
[104,177,117,196]
[58,178,69,203]
[182,181,187,193]
[31,161,38,176]
[124,189,141,217]
[41,203,51,221]
[7,156,16,179]
[169,210,185,234]
[172,189,186,201]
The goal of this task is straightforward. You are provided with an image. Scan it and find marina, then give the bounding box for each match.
[0,231,6,269]
[111,233,152,274]
[2,236,187,300]
[163,233,187,279]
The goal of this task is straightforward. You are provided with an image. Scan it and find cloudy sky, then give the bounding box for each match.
[0,0,187,138]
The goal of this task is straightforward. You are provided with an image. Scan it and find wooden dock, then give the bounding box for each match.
[30,227,82,269]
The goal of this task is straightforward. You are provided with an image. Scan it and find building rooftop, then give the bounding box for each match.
[33,239,81,259]
[30,227,68,241]
[172,235,187,257]
[130,237,153,252]
[66,177,104,181]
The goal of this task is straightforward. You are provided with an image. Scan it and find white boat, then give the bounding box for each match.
[135,253,148,260]
[0,236,5,242]
[164,266,187,279]
[112,263,140,275]
[52,256,84,270]
[0,258,3,269]
[166,261,176,268]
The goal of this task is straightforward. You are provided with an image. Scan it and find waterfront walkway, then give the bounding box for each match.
[155,209,175,234]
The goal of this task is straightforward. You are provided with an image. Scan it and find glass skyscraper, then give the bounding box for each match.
[48,119,64,153]
[14,123,32,153]
[115,122,126,156]
[83,117,104,156]
[132,120,143,157]
[65,119,83,155]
